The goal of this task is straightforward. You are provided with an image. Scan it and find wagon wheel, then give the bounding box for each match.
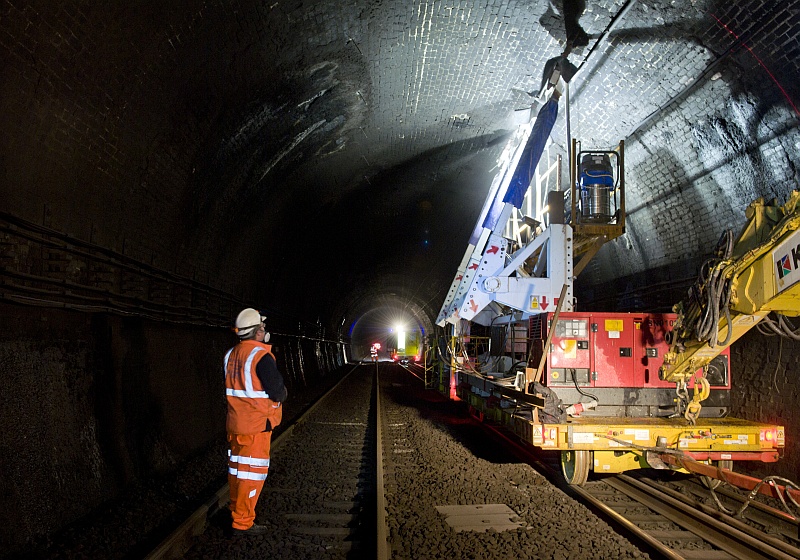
[561,449,591,486]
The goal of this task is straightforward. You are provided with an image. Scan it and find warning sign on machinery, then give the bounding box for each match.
[773,228,800,293]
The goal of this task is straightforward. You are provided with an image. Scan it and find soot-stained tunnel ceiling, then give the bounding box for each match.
[1,1,798,350]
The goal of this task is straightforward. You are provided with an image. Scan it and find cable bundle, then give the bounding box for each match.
[689,230,734,348]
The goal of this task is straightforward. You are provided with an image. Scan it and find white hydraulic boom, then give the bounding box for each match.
[436,93,573,327]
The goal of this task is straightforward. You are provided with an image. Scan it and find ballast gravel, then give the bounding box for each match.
[380,367,648,560]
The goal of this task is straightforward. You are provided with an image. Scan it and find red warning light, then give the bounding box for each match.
[760,428,777,445]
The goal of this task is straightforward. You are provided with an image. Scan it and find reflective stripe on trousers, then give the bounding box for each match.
[227,431,272,530]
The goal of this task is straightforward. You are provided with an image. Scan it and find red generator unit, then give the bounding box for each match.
[529,311,731,418]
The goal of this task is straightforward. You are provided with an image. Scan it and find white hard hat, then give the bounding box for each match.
[235,308,265,338]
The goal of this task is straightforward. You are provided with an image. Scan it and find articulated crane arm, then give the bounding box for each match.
[660,191,800,423]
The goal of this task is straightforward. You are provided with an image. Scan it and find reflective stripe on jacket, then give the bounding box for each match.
[224,340,283,434]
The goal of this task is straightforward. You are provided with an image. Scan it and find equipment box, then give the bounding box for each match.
[530,312,730,390]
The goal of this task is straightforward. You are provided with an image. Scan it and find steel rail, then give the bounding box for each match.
[610,475,798,560]
[638,477,800,558]
[568,479,686,560]
[376,361,389,560]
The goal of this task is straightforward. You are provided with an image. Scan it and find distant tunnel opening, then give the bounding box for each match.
[347,296,433,360]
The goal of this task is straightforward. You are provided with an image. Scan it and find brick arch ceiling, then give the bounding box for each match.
[1,0,798,334]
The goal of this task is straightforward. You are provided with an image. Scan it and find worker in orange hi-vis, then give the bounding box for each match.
[224,308,288,536]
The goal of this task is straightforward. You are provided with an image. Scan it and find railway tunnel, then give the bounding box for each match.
[1,0,799,553]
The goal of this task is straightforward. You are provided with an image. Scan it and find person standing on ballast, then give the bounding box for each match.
[224,308,288,535]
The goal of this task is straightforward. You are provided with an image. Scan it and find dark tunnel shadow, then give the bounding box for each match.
[629,88,796,219]
[539,0,590,51]
[262,131,511,321]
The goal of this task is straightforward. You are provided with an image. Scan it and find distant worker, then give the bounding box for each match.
[224,308,288,535]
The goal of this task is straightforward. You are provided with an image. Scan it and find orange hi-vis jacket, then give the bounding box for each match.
[224,340,283,435]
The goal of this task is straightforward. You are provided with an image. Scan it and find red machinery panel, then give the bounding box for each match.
[592,313,636,387]
[530,312,731,390]
[548,316,590,375]
[635,313,675,387]
[531,312,592,387]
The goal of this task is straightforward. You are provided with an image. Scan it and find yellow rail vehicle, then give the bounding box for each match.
[433,50,798,495]
[460,374,783,485]
[391,330,422,364]
[444,192,798,486]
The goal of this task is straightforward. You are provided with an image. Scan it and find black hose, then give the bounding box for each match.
[718,303,733,347]
[570,368,599,403]
[761,314,786,335]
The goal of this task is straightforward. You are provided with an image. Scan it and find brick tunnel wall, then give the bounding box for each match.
[731,329,799,481]
[0,1,277,299]
[579,57,799,286]
[0,3,350,550]
[0,301,348,552]
[2,0,799,548]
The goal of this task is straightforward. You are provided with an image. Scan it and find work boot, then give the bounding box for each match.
[234,523,268,536]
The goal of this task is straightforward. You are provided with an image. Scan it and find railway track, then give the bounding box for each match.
[575,474,800,560]
[480,419,800,560]
[149,362,385,559]
[651,476,800,551]
[154,364,644,558]
[147,364,797,560]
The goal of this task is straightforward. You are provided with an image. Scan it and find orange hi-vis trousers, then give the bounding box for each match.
[227,432,272,530]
